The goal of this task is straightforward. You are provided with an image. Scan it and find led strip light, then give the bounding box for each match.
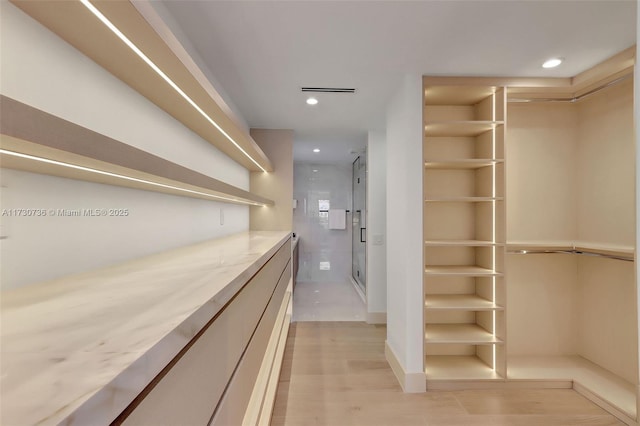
[79,0,268,173]
[0,149,266,207]
[491,91,497,371]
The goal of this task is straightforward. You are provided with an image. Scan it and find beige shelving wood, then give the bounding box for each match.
[425,240,504,247]
[423,81,507,385]
[424,121,504,137]
[425,355,502,381]
[504,58,637,424]
[425,196,503,202]
[425,159,503,169]
[424,266,501,276]
[425,294,503,311]
[425,324,503,344]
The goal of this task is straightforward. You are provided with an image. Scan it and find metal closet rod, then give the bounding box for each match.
[507,73,632,104]
[507,248,634,262]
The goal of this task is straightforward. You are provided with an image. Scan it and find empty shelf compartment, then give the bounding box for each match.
[425,324,502,344]
[426,355,502,380]
[425,294,503,311]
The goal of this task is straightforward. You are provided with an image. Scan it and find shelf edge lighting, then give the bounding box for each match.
[79,0,268,173]
[0,149,266,207]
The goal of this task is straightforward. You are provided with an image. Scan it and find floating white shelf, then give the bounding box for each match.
[425,239,503,247]
[424,266,502,276]
[425,324,502,345]
[508,355,636,420]
[424,159,504,169]
[424,196,503,202]
[425,295,503,311]
[424,121,504,137]
[426,355,502,380]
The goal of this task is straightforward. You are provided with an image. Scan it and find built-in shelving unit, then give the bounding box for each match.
[423,81,506,385]
[503,61,637,425]
[508,356,637,421]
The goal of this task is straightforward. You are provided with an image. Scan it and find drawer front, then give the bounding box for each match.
[118,238,291,426]
[210,260,291,426]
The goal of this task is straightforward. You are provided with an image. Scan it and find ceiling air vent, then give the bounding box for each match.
[301,87,356,94]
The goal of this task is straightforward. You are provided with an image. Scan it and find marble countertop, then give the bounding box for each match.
[1,231,290,426]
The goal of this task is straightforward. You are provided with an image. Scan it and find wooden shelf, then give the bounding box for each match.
[424,86,498,106]
[0,98,273,207]
[11,1,272,172]
[424,159,503,169]
[425,295,503,311]
[425,196,503,203]
[426,355,501,380]
[507,240,635,260]
[425,266,501,276]
[425,324,502,345]
[424,121,504,137]
[508,355,636,420]
[425,240,503,247]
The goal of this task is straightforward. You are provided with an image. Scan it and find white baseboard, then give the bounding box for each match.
[366,312,387,324]
[384,341,426,393]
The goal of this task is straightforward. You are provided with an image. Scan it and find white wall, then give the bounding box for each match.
[366,130,387,322]
[292,162,352,284]
[0,3,250,289]
[1,3,248,189]
[385,75,425,391]
[635,2,640,402]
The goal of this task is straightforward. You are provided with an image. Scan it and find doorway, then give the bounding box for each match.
[352,155,366,293]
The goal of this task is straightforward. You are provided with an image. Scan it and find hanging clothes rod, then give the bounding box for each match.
[507,248,634,262]
[507,73,632,104]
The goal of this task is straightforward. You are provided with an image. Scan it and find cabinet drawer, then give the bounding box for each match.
[118,238,291,426]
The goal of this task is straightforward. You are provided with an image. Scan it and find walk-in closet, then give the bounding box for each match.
[422,47,638,425]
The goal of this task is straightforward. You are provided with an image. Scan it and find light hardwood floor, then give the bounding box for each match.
[271,322,623,426]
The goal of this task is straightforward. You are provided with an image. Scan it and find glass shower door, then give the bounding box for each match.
[352,155,366,292]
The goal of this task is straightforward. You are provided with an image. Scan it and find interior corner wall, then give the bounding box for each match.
[385,75,425,387]
[366,130,387,322]
[0,3,249,290]
[249,129,293,232]
[576,78,635,246]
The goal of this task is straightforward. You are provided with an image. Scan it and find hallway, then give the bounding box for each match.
[271,322,623,426]
[292,280,366,322]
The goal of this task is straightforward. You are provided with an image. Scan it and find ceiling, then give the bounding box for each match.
[158,0,636,164]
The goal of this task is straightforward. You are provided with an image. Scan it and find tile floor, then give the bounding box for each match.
[292,279,366,322]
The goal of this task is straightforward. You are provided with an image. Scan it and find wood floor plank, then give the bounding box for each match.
[423,414,624,425]
[271,322,625,426]
[453,389,613,415]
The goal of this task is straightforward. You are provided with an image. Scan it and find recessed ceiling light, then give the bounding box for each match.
[306,97,319,105]
[312,169,318,172]
[542,58,563,69]
[313,148,320,153]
